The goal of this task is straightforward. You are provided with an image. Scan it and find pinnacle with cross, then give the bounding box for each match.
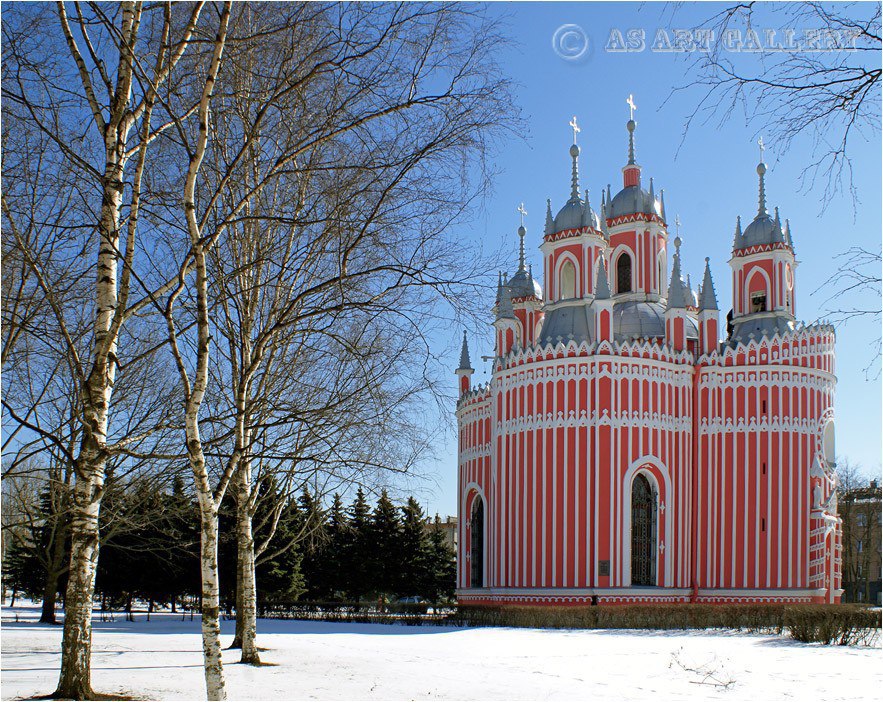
[758,136,765,162]
[517,202,527,227]
[569,115,580,145]
[627,94,636,120]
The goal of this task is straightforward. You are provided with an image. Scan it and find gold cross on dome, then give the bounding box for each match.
[627,94,637,120]
[569,115,580,145]
[758,136,765,161]
[517,202,527,226]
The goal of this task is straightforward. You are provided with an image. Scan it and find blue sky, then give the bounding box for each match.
[419,2,882,518]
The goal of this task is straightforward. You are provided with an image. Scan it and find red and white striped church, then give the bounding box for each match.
[455,104,841,606]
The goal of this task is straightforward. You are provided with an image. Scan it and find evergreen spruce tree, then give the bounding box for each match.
[306,492,347,601]
[296,487,326,599]
[2,536,43,605]
[422,515,457,606]
[369,490,401,599]
[255,495,305,608]
[343,488,372,600]
[398,497,428,598]
[166,475,200,612]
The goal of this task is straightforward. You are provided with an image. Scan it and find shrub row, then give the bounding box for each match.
[450,603,881,645]
[785,606,880,645]
[259,600,880,645]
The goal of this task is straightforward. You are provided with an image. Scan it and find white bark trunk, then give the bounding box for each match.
[197,494,227,701]
[235,464,260,664]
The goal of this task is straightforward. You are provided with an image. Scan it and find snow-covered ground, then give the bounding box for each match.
[1,603,879,701]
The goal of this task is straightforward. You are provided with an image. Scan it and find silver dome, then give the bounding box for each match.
[729,315,795,341]
[738,212,785,248]
[507,268,543,300]
[612,300,698,342]
[553,198,584,232]
[553,195,604,234]
[539,304,593,345]
[608,185,662,220]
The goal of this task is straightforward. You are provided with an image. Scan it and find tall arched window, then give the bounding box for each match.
[470,497,485,588]
[617,254,632,294]
[630,474,656,586]
[559,260,576,299]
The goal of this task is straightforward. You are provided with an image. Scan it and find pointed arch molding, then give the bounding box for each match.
[553,250,581,300]
[620,457,674,587]
[463,482,489,588]
[743,266,772,312]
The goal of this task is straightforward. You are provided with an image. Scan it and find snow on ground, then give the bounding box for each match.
[1,603,879,701]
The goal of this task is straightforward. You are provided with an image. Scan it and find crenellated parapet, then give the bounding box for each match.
[718,323,835,372]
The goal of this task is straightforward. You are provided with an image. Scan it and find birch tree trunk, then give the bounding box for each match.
[170,6,232,698]
[56,84,128,698]
[235,461,260,665]
[195,489,226,700]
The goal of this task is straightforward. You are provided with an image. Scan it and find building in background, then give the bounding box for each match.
[840,479,882,605]
[454,104,840,606]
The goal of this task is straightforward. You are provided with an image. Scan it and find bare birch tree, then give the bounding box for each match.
[2,3,215,697]
[149,2,513,680]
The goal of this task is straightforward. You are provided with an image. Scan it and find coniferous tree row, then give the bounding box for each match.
[4,481,456,612]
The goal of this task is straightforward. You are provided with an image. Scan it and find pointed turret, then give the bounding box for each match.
[784,218,794,251]
[595,258,611,299]
[699,258,719,311]
[665,236,689,351]
[455,330,474,394]
[732,215,743,251]
[544,198,554,236]
[593,258,614,343]
[666,251,688,309]
[457,331,473,371]
[496,281,515,319]
[697,257,720,354]
[659,189,666,222]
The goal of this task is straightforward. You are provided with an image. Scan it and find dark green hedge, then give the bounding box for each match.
[451,604,881,644]
[258,600,880,645]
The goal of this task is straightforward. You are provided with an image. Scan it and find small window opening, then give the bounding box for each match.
[617,254,632,294]
[762,400,767,413]
[761,517,766,532]
[762,462,766,475]
[750,291,767,313]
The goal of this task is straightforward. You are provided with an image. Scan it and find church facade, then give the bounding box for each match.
[454,108,841,606]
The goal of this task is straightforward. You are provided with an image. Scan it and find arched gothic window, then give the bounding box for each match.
[470,497,485,588]
[559,260,576,299]
[617,254,632,294]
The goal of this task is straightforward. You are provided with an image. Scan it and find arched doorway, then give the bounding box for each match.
[470,497,485,588]
[630,474,657,586]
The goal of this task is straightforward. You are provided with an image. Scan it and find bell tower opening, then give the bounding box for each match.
[559,259,576,299]
[630,473,657,586]
[470,497,485,588]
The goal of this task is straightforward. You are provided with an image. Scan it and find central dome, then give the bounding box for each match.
[608,185,662,220]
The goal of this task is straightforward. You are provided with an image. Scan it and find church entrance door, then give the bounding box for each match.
[631,474,657,586]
